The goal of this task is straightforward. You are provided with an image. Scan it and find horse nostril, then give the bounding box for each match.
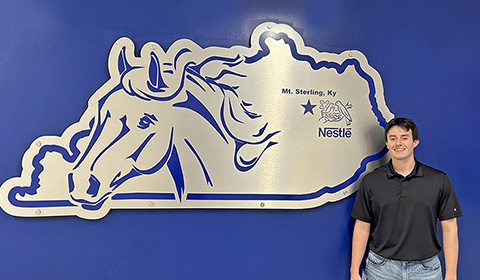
[86,174,101,198]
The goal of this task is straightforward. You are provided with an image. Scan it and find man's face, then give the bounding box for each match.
[386,125,419,162]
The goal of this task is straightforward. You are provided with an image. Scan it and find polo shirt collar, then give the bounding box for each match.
[386,158,424,179]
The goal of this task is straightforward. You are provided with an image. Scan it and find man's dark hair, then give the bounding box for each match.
[384,117,419,142]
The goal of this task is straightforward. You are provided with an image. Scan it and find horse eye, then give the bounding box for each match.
[137,113,158,129]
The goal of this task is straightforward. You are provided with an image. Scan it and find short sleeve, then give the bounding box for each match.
[351,178,373,223]
[438,174,462,221]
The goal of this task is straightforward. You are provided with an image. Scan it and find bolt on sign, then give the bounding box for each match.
[0,22,393,219]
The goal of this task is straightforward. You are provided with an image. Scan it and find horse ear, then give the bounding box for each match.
[117,46,132,76]
[147,52,168,92]
[108,37,135,78]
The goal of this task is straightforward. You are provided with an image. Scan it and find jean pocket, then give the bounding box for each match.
[420,255,441,270]
[367,251,386,267]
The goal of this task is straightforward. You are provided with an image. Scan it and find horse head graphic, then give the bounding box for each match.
[0,23,393,219]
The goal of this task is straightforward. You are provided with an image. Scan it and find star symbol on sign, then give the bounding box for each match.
[301,99,316,115]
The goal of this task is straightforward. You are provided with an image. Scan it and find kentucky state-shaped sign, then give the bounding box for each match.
[0,23,393,219]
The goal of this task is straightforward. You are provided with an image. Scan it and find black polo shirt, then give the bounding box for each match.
[351,159,462,261]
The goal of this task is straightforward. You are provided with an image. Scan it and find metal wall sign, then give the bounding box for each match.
[0,22,393,219]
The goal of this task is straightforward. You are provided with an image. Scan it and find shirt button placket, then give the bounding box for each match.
[400,179,406,198]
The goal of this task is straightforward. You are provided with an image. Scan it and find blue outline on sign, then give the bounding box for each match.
[0,22,391,218]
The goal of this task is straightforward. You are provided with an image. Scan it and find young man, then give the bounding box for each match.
[350,118,462,280]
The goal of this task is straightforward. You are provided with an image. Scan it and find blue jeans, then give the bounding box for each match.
[363,250,442,280]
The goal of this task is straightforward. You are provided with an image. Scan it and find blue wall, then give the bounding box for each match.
[0,0,478,279]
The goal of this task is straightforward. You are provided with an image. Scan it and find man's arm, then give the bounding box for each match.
[350,219,371,280]
[440,218,459,280]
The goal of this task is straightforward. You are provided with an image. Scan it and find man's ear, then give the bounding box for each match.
[413,139,420,148]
